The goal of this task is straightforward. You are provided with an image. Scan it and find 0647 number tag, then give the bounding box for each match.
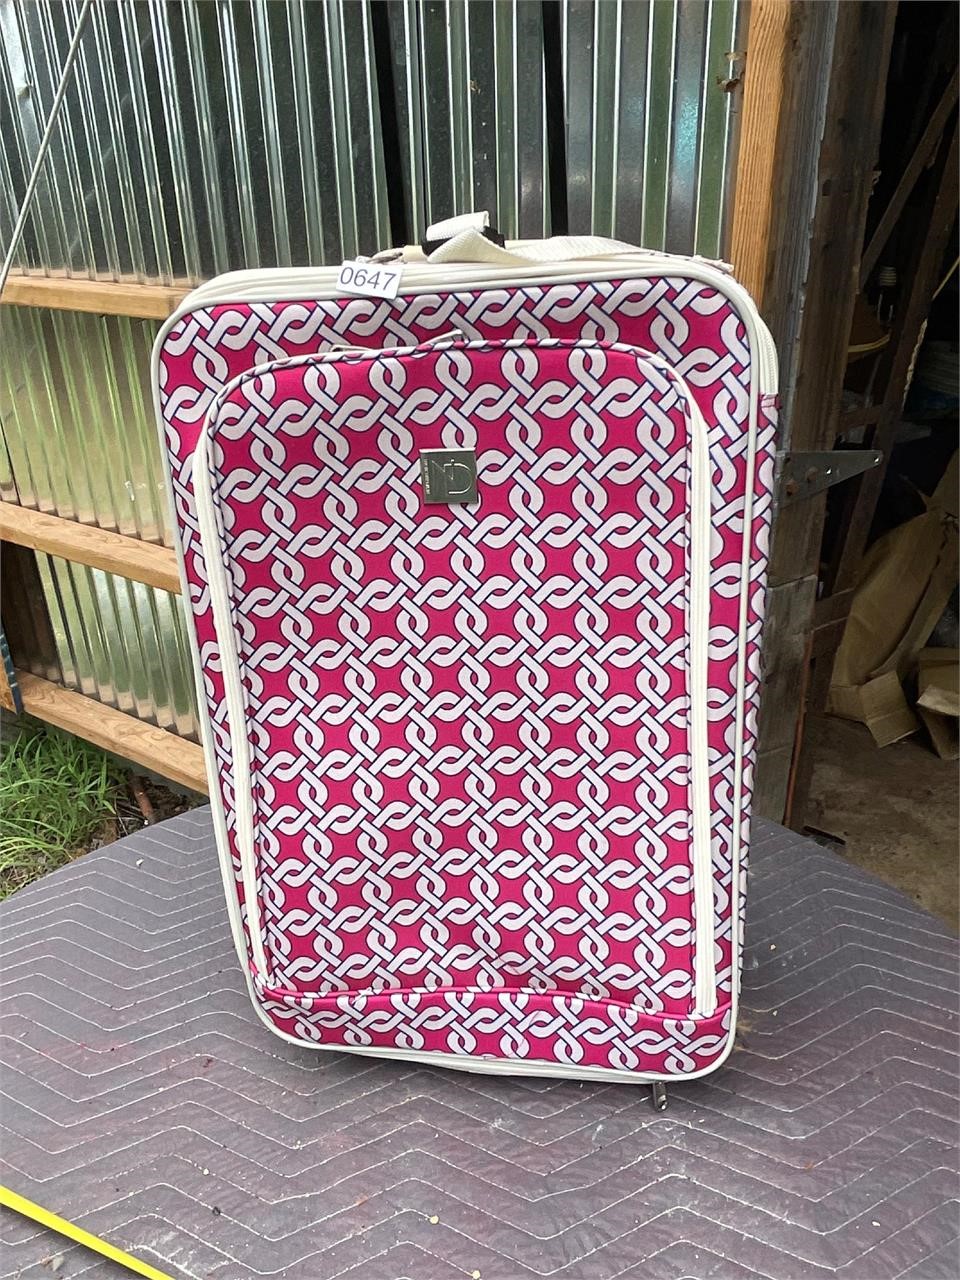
[337,259,403,300]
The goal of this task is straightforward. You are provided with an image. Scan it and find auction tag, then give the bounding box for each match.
[336,259,403,300]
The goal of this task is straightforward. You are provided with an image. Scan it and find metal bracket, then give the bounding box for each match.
[777,449,883,507]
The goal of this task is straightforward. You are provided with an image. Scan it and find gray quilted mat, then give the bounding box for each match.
[1,813,957,1280]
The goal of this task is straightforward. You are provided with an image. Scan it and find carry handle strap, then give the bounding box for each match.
[372,211,732,272]
[428,230,653,266]
[417,209,652,266]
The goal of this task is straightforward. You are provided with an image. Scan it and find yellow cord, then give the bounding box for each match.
[0,1185,175,1280]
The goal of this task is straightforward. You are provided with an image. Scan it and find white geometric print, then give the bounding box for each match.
[156,268,778,1081]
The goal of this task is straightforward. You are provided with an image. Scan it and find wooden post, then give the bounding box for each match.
[729,1,898,821]
[729,0,793,306]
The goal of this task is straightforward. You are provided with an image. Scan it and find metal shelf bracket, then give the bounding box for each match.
[777,450,883,507]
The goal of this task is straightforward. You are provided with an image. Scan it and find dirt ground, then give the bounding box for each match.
[806,714,959,932]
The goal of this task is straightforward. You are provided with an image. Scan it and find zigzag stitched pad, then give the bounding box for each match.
[1,812,957,1279]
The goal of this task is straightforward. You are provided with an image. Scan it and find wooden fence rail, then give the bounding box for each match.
[1,501,203,790]
[2,270,190,319]
[0,503,181,594]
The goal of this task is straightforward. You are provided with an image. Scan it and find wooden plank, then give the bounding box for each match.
[729,0,793,305]
[777,1,898,467]
[831,120,960,595]
[782,651,835,827]
[838,404,883,434]
[736,2,897,823]
[752,745,793,823]
[860,67,959,286]
[811,588,857,630]
[0,503,181,595]
[729,0,838,822]
[759,581,816,763]
[809,617,849,660]
[1,271,192,320]
[15,671,208,793]
[759,664,810,755]
[761,576,818,679]
[748,2,843,379]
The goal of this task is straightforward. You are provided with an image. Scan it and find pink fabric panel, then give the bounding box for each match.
[157,276,773,1078]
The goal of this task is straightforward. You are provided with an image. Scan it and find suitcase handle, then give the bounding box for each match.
[374,213,733,273]
[409,228,734,277]
[379,208,655,268]
[424,228,652,266]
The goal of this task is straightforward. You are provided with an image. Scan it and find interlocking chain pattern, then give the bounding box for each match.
[157,276,778,1078]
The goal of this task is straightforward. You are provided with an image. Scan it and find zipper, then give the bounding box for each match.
[624,356,716,1016]
[190,336,719,1015]
[167,256,779,399]
[680,385,716,1017]
[176,244,730,306]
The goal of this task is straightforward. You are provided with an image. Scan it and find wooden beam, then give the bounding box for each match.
[729,0,792,305]
[1,271,191,320]
[0,503,181,595]
[779,1,898,467]
[832,120,959,594]
[15,671,207,793]
[860,67,959,286]
[838,404,883,434]
[729,2,843,386]
[737,2,898,823]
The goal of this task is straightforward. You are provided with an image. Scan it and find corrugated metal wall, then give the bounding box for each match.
[561,0,742,251]
[0,0,744,743]
[1,0,393,279]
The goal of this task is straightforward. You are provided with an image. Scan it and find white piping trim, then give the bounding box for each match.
[193,427,270,978]
[151,260,776,1080]
[151,437,251,985]
[684,390,716,1017]
[159,257,778,399]
[193,340,717,1014]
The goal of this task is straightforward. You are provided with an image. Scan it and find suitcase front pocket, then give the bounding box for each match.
[194,338,716,1019]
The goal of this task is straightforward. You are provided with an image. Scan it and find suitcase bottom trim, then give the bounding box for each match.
[250,972,736,1083]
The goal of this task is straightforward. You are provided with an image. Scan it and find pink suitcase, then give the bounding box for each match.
[153,223,778,1089]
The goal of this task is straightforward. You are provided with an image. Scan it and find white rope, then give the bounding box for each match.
[0,0,94,298]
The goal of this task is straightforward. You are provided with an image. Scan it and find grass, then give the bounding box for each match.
[0,723,123,900]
